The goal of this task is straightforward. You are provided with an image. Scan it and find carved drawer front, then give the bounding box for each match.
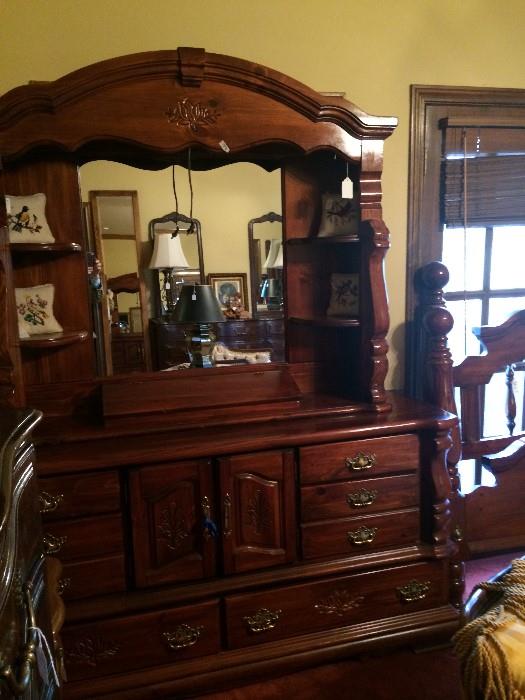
[42,513,123,562]
[301,474,418,522]
[301,509,420,560]
[59,554,126,601]
[300,434,419,484]
[62,599,221,682]
[225,560,447,649]
[38,470,120,521]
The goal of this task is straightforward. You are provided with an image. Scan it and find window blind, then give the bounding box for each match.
[440,120,525,227]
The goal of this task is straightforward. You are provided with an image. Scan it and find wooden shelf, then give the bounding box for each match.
[10,242,82,254]
[20,329,89,348]
[289,316,360,327]
[286,235,360,244]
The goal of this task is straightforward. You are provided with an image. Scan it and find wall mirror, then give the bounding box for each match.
[79,161,283,375]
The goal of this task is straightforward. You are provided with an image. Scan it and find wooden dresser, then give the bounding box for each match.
[0,48,463,698]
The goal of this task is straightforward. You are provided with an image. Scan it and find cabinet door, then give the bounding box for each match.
[219,450,296,574]
[130,459,216,587]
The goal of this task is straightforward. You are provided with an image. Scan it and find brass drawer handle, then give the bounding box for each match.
[347,526,378,546]
[58,578,71,595]
[346,488,378,508]
[163,624,204,650]
[39,491,64,513]
[201,495,218,539]
[223,492,232,538]
[243,608,282,633]
[397,579,431,603]
[43,533,67,554]
[345,452,376,472]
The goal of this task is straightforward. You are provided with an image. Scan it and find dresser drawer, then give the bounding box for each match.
[60,554,126,601]
[300,434,419,484]
[62,599,221,681]
[301,509,420,560]
[42,513,123,562]
[225,560,446,649]
[301,474,419,522]
[38,470,120,521]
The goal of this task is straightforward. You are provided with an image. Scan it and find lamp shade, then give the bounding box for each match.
[149,232,190,270]
[172,285,225,323]
[262,239,281,270]
[272,242,283,269]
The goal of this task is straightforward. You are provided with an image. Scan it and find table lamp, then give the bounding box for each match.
[149,232,190,313]
[172,284,225,367]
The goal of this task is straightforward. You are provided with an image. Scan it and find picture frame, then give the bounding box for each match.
[207,273,249,312]
[129,306,143,333]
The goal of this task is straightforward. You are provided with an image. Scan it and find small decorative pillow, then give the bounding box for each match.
[6,193,55,243]
[15,284,63,337]
[317,193,358,238]
[326,273,359,316]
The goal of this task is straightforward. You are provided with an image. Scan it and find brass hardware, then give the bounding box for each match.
[347,526,378,546]
[43,533,67,554]
[163,624,203,650]
[0,583,38,695]
[39,491,64,513]
[346,488,378,508]
[243,608,282,633]
[397,579,431,603]
[202,495,212,540]
[223,492,232,538]
[58,578,71,595]
[345,452,376,472]
[451,525,463,543]
[315,589,365,616]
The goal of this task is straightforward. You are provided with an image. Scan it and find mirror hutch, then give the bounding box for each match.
[0,48,461,699]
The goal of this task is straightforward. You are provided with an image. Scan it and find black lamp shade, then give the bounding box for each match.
[172,285,225,323]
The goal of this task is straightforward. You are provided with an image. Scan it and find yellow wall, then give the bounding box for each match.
[3,0,525,387]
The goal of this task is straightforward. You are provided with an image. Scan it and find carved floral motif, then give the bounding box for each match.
[65,636,120,667]
[245,489,270,534]
[165,98,219,133]
[158,503,189,551]
[314,589,365,617]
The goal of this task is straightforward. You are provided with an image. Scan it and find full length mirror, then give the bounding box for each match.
[79,161,283,375]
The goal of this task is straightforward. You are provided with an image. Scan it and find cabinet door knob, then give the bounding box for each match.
[163,624,204,650]
[223,493,232,538]
[39,491,64,513]
[345,452,376,471]
[347,526,377,546]
[346,488,378,508]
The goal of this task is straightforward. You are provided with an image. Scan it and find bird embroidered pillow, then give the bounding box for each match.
[317,193,358,238]
[6,193,55,243]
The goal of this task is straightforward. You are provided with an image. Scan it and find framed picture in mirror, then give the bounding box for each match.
[129,306,143,333]
[207,273,249,313]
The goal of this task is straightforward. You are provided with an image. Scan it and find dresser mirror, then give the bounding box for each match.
[79,160,282,374]
[248,212,283,319]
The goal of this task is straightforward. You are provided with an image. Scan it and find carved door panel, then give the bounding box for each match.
[130,459,216,587]
[219,449,296,575]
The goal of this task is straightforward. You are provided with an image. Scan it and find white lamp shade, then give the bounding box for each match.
[149,232,190,270]
[272,242,283,269]
[262,239,281,270]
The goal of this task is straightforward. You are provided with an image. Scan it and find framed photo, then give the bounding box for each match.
[207,273,249,311]
[129,306,143,333]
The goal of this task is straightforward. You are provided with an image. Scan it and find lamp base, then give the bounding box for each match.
[185,323,216,368]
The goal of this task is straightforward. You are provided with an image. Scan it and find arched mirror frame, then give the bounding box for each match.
[248,211,283,319]
[0,47,396,413]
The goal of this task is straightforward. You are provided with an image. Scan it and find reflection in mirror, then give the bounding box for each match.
[148,212,204,316]
[87,190,150,375]
[79,161,282,374]
[248,212,283,318]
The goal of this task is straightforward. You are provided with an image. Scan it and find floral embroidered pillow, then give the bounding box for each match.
[326,273,359,317]
[317,193,358,238]
[6,193,55,244]
[15,284,63,337]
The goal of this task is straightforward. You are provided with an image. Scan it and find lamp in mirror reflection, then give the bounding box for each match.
[262,241,284,311]
[149,232,190,313]
[172,284,225,367]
